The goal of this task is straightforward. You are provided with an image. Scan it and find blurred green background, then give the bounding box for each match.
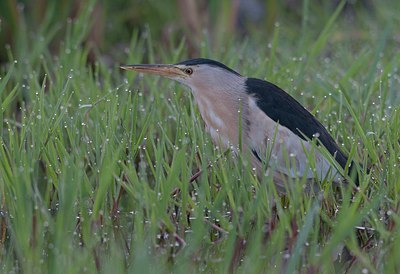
[0,0,392,64]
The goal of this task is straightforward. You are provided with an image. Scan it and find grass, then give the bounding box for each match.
[1,1,400,273]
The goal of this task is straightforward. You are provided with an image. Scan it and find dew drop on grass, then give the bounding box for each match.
[283,253,290,259]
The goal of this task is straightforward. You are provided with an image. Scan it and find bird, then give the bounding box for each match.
[121,58,358,192]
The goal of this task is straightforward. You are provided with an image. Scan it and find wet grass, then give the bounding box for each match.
[1,1,400,273]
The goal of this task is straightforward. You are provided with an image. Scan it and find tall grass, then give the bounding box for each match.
[1,1,399,273]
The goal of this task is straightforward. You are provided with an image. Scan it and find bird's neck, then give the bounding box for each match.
[190,87,248,151]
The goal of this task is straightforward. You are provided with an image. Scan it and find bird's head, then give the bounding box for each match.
[121,58,243,94]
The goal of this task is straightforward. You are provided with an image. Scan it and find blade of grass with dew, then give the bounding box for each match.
[285,200,320,274]
[92,143,124,218]
[319,191,383,270]
[341,85,379,162]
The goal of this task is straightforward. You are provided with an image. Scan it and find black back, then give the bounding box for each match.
[245,78,349,170]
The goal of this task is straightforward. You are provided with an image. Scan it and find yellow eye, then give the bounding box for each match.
[184,68,193,75]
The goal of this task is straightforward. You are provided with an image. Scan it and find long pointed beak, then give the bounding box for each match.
[120,64,185,78]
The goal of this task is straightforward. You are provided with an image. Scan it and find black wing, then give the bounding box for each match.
[245,77,348,169]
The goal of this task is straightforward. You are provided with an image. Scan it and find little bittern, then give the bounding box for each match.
[121,58,358,191]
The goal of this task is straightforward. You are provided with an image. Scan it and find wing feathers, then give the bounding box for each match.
[245,77,351,174]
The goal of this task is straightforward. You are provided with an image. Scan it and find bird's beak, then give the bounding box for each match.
[120,64,185,78]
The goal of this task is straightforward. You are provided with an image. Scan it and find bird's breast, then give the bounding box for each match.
[194,94,242,150]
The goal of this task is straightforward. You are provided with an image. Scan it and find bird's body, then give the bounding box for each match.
[122,58,356,191]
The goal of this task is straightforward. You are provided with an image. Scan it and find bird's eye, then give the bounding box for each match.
[184,68,193,75]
